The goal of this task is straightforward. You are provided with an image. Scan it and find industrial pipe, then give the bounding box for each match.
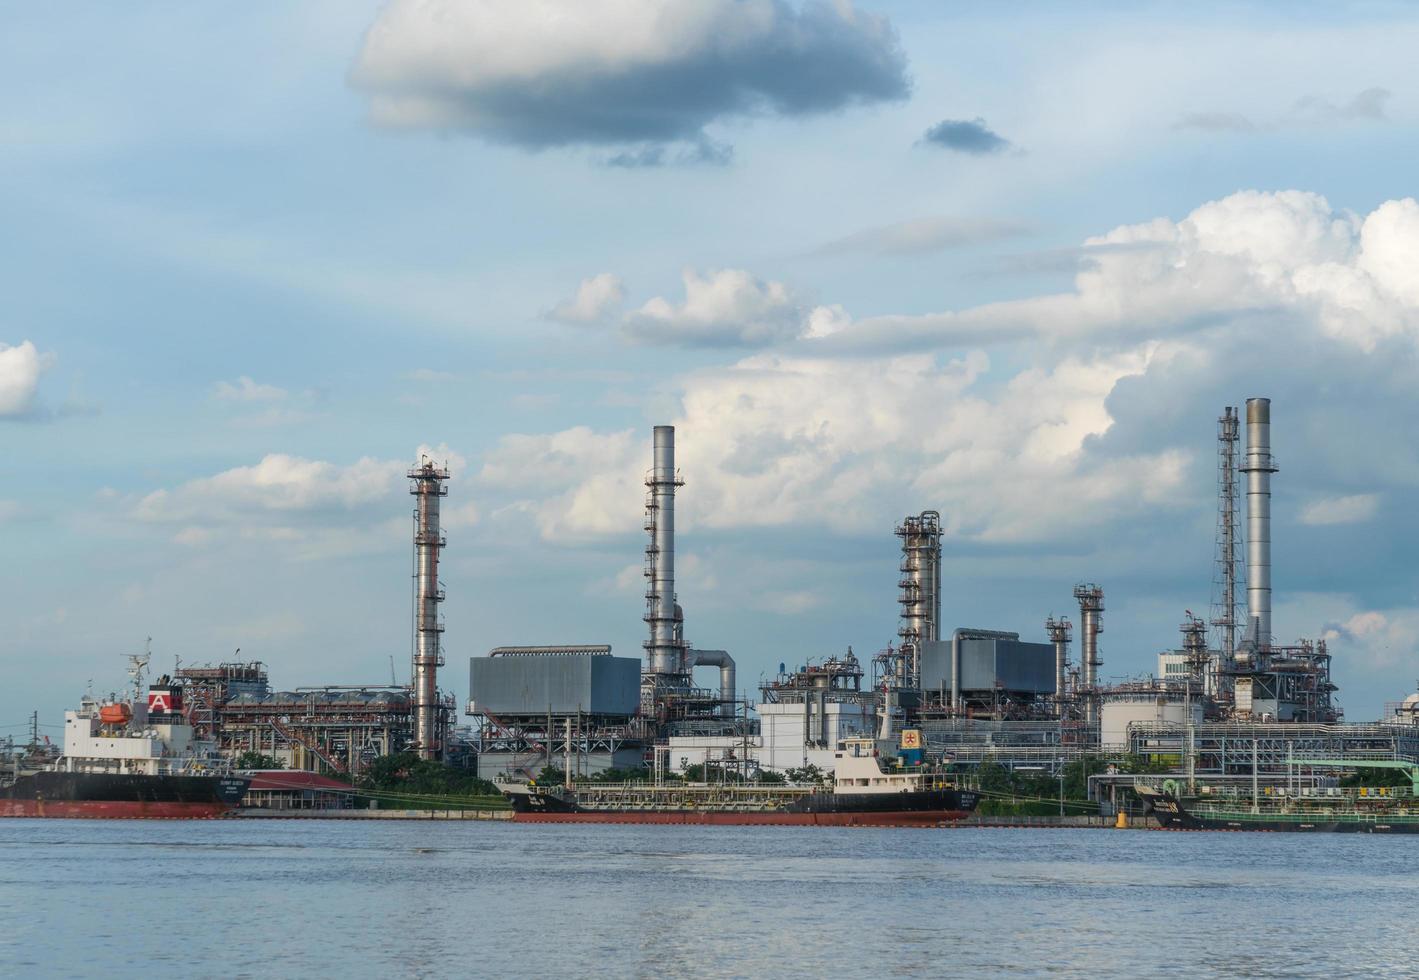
[1241,397,1277,647]
[690,649,736,718]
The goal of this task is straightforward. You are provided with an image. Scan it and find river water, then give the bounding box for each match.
[1,819,1415,978]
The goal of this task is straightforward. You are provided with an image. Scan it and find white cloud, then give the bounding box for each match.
[477,345,1190,542]
[624,268,836,347]
[478,426,642,539]
[826,191,1419,355]
[547,273,625,324]
[1300,493,1380,526]
[134,454,407,525]
[213,376,288,402]
[1320,608,1419,670]
[127,447,476,560]
[0,340,50,418]
[351,0,909,155]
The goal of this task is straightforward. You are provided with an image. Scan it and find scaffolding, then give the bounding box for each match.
[1228,639,1340,723]
[215,686,450,774]
[1127,721,1419,773]
[174,662,269,742]
[1209,406,1245,697]
[895,511,942,691]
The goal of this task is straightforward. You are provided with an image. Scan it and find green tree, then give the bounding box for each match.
[358,751,501,807]
[784,764,828,786]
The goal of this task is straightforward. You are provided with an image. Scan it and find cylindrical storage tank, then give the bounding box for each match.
[1100,695,1204,748]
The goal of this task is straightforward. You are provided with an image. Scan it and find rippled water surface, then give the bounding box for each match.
[2,819,1415,978]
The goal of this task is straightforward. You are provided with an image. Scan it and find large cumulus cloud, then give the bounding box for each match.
[351,0,909,156]
[826,191,1419,354]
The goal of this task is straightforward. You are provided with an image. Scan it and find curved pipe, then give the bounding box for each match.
[691,649,736,718]
[951,628,1020,711]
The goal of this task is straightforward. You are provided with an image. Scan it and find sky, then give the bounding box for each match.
[3,0,1419,733]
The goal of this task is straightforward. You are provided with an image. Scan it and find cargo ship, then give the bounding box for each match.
[500,735,978,826]
[1,656,248,819]
[1136,763,1419,833]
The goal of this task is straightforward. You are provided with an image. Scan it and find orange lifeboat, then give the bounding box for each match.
[99,703,133,725]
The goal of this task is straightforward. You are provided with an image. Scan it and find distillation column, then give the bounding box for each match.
[1045,616,1072,719]
[644,426,685,681]
[1240,397,1277,648]
[409,459,449,760]
[896,511,942,690]
[1073,585,1104,728]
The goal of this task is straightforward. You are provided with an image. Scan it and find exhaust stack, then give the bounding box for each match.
[409,458,449,760]
[1241,398,1277,648]
[1073,584,1104,726]
[644,426,685,679]
[1045,616,1072,718]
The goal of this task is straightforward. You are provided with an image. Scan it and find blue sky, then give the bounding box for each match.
[3,1,1419,731]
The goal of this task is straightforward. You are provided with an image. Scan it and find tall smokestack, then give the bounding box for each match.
[1241,397,1277,648]
[409,459,449,760]
[1046,616,1072,718]
[644,426,684,678]
[1073,584,1103,726]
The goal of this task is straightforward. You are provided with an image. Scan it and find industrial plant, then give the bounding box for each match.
[160,398,1417,802]
[464,397,1415,793]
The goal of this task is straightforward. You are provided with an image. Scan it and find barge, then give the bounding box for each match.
[501,735,978,826]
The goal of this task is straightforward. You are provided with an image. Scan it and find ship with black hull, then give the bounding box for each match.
[2,655,248,819]
[501,735,978,827]
[1137,764,1419,834]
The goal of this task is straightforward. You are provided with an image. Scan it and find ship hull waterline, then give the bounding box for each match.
[0,800,237,819]
[506,787,980,827]
[1138,788,1419,834]
[511,809,976,827]
[0,771,249,820]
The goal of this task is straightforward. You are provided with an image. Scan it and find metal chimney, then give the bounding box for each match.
[409,459,449,760]
[644,426,684,678]
[1073,584,1103,726]
[1045,616,1072,718]
[1240,398,1277,648]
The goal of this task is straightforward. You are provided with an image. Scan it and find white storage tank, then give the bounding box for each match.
[1100,694,1204,748]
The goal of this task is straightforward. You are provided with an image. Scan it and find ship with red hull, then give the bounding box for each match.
[2,655,248,820]
[502,735,978,827]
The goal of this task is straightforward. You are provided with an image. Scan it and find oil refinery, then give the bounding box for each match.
[46,398,1416,810]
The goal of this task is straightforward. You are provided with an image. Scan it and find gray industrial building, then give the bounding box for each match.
[469,651,642,719]
[467,647,646,778]
[920,635,1055,710]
